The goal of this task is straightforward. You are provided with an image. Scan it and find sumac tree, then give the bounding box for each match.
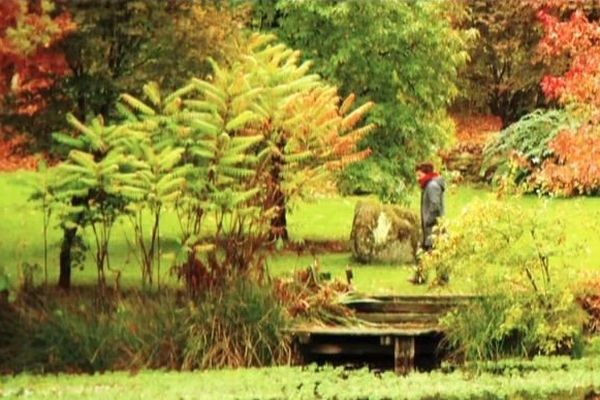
[50,33,373,293]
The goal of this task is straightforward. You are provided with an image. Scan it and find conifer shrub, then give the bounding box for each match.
[482,108,582,193]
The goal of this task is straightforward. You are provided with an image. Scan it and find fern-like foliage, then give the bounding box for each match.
[52,114,137,288]
[47,33,375,294]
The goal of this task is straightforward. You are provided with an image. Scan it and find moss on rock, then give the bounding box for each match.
[350,200,419,264]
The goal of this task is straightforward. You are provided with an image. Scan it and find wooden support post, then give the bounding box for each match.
[297,332,311,344]
[394,336,415,375]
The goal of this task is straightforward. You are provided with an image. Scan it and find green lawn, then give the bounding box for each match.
[2,172,600,293]
[1,355,599,399]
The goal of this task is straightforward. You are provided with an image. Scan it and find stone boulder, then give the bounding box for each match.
[350,200,419,264]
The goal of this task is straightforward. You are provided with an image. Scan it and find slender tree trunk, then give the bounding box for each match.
[271,188,289,241]
[58,226,77,290]
[58,194,88,290]
[269,136,289,241]
[43,211,49,286]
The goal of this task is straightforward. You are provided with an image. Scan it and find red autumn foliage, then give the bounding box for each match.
[0,129,39,171]
[0,0,75,115]
[576,276,600,333]
[533,2,600,195]
[535,129,600,195]
[538,8,600,106]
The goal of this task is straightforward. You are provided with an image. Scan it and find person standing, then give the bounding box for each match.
[416,162,445,251]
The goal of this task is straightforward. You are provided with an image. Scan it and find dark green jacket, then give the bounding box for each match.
[420,177,445,250]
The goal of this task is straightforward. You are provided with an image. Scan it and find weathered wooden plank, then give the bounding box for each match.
[291,295,479,371]
[360,294,479,303]
[290,325,441,337]
[355,312,440,324]
[394,336,415,375]
[348,301,458,314]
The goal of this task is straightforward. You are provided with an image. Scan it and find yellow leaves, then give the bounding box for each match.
[66,113,98,141]
[225,110,262,132]
[339,93,356,115]
[191,119,220,136]
[191,78,227,113]
[142,81,161,108]
[163,83,197,106]
[194,243,215,254]
[341,101,375,132]
[120,94,156,116]
[325,149,372,171]
[246,32,277,53]
[183,100,217,113]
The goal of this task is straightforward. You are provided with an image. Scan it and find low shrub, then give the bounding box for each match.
[441,290,585,362]
[182,279,292,369]
[534,128,600,196]
[482,108,579,189]
[422,199,586,362]
[482,108,600,196]
[337,159,408,204]
[2,359,600,400]
[576,275,600,334]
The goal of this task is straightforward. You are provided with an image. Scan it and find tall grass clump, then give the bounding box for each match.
[183,279,292,369]
[0,280,291,373]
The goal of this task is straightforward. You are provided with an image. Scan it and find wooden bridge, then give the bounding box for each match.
[292,295,474,374]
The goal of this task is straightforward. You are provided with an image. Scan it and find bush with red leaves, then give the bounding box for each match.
[0,130,39,171]
[576,276,600,333]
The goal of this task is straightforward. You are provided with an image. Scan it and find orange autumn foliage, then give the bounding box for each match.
[533,2,600,195]
[535,129,600,195]
[0,0,75,115]
[451,113,503,144]
[0,129,39,171]
[576,275,600,333]
[441,113,502,182]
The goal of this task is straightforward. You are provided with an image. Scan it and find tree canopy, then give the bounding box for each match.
[256,0,470,201]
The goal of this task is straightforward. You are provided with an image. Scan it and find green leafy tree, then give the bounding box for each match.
[28,161,56,286]
[47,32,372,293]
[115,82,191,289]
[261,0,469,201]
